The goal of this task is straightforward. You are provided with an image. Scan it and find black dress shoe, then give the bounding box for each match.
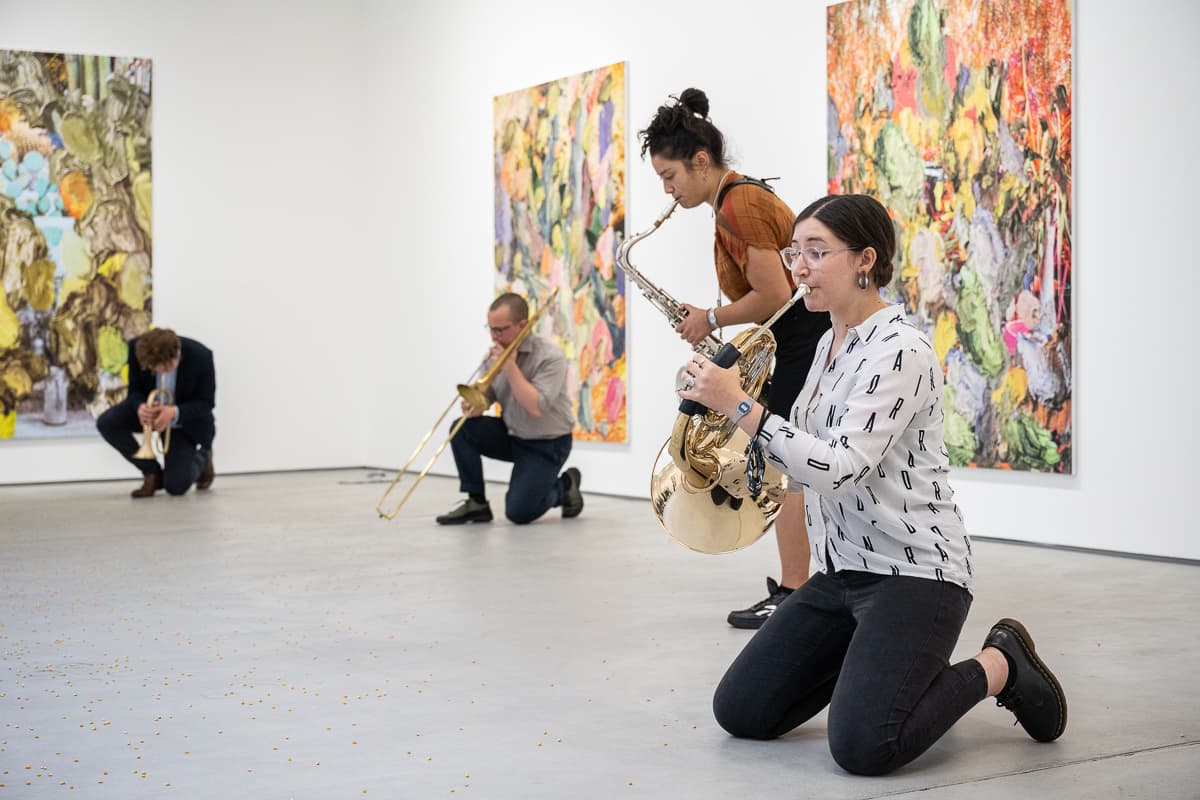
[727,577,793,629]
[560,467,583,518]
[196,450,215,490]
[131,471,161,498]
[436,497,493,525]
[984,618,1067,742]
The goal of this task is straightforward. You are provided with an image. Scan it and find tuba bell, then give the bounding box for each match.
[616,201,805,553]
[651,285,809,554]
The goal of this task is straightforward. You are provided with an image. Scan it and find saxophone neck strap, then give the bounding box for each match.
[716,175,779,209]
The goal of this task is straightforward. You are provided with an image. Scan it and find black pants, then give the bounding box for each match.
[448,416,572,524]
[96,399,210,496]
[712,570,988,775]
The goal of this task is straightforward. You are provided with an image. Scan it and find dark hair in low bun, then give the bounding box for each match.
[795,194,897,287]
[637,87,728,167]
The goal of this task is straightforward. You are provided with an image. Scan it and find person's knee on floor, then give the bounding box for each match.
[504,501,541,525]
[827,723,897,776]
[163,474,193,496]
[712,684,780,741]
[504,488,550,525]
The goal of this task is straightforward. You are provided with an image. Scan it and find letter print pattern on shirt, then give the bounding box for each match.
[754,306,973,590]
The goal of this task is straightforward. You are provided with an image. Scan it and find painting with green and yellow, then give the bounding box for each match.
[494,62,627,442]
[827,0,1072,472]
[0,50,152,439]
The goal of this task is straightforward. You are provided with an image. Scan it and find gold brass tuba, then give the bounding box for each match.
[132,384,173,460]
[616,201,804,553]
[652,285,809,554]
[376,288,560,520]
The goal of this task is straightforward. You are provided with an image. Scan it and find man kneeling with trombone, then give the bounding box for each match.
[436,292,582,525]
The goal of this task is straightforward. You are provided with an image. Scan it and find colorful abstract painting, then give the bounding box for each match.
[494,61,627,442]
[827,0,1072,472]
[0,50,153,440]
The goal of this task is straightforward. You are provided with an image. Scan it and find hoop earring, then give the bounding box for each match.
[857,272,870,290]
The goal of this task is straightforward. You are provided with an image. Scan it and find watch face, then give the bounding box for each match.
[737,400,752,414]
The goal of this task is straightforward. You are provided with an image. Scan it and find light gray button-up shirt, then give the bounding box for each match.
[756,304,973,591]
[487,334,574,440]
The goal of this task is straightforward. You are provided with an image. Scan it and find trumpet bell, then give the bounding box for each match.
[649,429,785,554]
[132,436,157,460]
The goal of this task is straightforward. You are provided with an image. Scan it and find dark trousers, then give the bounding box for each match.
[448,416,571,524]
[712,570,988,776]
[97,399,210,496]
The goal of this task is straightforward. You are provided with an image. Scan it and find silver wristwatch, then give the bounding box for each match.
[730,397,753,426]
[706,307,718,328]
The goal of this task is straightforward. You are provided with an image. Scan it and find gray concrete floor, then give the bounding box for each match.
[1,469,1198,799]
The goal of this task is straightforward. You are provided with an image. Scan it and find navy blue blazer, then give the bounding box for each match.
[127,336,216,448]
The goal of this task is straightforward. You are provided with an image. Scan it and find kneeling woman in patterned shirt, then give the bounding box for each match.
[675,193,1067,775]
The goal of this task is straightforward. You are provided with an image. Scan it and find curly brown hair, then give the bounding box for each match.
[637,87,728,168]
[135,328,181,370]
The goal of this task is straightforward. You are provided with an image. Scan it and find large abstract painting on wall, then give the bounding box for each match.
[494,61,627,442]
[0,50,153,440]
[827,0,1072,473]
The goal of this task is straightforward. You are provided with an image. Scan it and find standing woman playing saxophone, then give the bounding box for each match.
[637,88,831,628]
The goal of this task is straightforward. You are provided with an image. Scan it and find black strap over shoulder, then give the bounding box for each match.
[716,175,779,209]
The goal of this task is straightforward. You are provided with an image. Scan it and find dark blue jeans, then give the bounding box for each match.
[448,416,572,524]
[97,399,210,496]
[712,570,988,775]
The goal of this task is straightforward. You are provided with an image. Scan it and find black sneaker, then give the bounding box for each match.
[435,497,494,525]
[727,577,792,629]
[984,618,1068,742]
[560,467,583,518]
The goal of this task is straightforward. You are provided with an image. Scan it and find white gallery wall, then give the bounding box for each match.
[2,0,1198,561]
[0,0,370,482]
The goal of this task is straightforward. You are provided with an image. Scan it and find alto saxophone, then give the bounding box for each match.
[615,201,723,358]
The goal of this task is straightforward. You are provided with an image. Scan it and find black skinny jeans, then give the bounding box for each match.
[712,570,988,775]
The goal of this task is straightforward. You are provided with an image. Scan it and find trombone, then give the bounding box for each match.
[376,287,559,519]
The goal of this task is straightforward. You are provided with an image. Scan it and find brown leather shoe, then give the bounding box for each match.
[131,472,161,498]
[196,451,214,490]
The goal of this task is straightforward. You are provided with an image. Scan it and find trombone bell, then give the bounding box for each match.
[456,382,490,412]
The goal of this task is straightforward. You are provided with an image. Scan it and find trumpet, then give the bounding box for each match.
[132,384,173,460]
[376,288,559,520]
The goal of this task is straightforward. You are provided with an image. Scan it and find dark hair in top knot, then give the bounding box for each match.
[637,87,728,167]
[676,87,709,119]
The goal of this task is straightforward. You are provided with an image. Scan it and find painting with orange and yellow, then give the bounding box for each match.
[0,50,153,440]
[827,0,1072,472]
[494,62,627,442]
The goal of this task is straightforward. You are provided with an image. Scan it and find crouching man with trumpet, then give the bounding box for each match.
[97,328,216,498]
[435,292,582,526]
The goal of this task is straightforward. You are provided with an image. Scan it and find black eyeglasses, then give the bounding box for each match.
[485,323,515,335]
